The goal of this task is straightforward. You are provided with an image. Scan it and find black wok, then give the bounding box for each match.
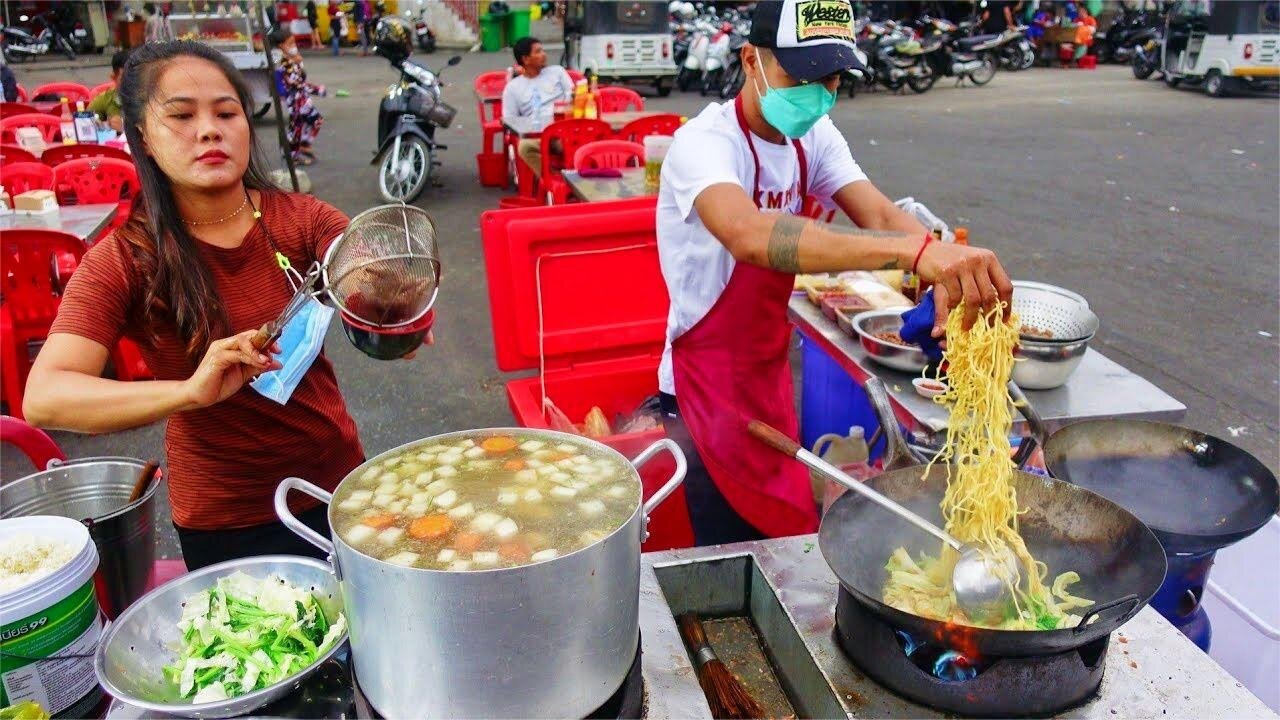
[1042,420,1279,555]
[819,463,1167,657]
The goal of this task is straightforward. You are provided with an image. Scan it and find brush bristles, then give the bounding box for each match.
[697,658,765,720]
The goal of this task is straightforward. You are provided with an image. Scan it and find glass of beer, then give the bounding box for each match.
[643,135,673,190]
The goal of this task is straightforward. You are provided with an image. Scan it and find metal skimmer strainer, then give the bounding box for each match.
[1011,281,1099,342]
[324,204,441,328]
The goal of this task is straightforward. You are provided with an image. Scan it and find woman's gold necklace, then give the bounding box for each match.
[182,194,249,226]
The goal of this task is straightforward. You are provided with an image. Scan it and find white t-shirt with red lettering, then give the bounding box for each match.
[656,101,868,395]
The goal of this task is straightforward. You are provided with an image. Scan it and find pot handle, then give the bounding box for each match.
[633,439,688,536]
[1008,381,1048,470]
[275,477,335,557]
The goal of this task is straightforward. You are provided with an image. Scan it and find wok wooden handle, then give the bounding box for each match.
[250,323,274,352]
[747,419,802,457]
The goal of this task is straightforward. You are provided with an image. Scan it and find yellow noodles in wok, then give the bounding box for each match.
[881,304,1093,630]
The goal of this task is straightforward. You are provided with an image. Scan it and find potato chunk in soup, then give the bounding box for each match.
[332,433,640,570]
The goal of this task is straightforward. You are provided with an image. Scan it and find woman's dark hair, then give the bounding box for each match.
[142,2,156,15]
[116,40,277,362]
[266,25,291,48]
[111,49,131,74]
[512,36,539,66]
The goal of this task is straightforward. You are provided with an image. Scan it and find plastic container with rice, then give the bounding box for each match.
[0,516,103,717]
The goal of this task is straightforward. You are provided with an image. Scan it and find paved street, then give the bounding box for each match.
[4,47,1277,555]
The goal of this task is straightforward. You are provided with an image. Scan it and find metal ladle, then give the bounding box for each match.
[748,418,1016,624]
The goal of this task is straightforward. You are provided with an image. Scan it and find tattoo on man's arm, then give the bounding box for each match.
[829,225,914,270]
[767,216,807,273]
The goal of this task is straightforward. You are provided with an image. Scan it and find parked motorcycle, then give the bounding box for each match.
[699,18,735,96]
[678,15,715,92]
[371,40,461,203]
[996,25,1035,71]
[1096,8,1161,64]
[858,19,917,93]
[1,11,75,63]
[1131,27,1164,80]
[905,16,999,93]
[413,10,437,53]
[717,29,749,99]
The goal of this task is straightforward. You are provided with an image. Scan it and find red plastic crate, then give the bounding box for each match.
[1078,54,1098,69]
[481,197,694,551]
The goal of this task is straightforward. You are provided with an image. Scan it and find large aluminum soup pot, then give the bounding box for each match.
[274,430,686,719]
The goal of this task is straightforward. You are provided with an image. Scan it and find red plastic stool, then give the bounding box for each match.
[498,195,544,209]
[477,152,507,187]
[1078,54,1098,69]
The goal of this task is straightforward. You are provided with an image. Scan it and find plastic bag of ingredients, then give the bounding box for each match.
[583,407,612,438]
[837,271,914,309]
[894,197,955,243]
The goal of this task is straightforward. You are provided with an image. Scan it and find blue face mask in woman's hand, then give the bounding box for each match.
[755,66,836,139]
[251,265,334,405]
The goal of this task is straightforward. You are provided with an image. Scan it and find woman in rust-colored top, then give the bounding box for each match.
[25,41,365,570]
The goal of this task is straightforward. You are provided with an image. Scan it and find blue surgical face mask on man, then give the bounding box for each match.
[251,261,334,405]
[753,60,837,139]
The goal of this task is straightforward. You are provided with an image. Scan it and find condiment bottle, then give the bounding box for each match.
[571,79,588,119]
[812,426,871,514]
[954,227,968,245]
[583,89,598,120]
[59,98,76,145]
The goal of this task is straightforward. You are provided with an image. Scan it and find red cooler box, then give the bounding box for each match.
[482,197,695,551]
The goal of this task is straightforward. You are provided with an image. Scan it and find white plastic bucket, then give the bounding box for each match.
[0,516,103,717]
[1202,517,1280,713]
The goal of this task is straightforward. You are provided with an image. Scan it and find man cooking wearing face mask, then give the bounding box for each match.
[656,0,1014,545]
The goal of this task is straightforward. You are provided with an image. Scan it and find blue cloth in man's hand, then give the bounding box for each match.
[899,289,944,362]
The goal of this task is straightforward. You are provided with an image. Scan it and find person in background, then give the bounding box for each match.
[328,0,342,55]
[89,49,131,132]
[143,2,173,43]
[981,0,1015,34]
[1,58,17,102]
[353,0,369,56]
[307,0,322,49]
[269,27,326,165]
[502,36,574,178]
[1072,5,1096,63]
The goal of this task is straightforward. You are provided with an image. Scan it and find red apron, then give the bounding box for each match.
[669,96,819,539]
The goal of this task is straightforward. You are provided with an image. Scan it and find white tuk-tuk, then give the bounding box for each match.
[1162,0,1280,96]
[563,1,678,96]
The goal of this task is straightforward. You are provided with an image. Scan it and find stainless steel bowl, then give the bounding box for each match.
[1012,336,1090,389]
[851,310,929,373]
[95,556,347,719]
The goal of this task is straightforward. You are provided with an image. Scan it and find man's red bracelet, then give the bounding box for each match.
[911,233,933,275]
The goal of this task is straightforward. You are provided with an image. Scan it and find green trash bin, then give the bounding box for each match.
[480,13,506,52]
[505,7,532,44]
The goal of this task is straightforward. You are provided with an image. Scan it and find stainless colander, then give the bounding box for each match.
[1011,281,1099,343]
[323,204,441,328]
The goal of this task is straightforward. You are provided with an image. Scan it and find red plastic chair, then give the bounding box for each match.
[89,81,115,99]
[0,102,40,117]
[0,144,40,165]
[617,113,683,142]
[474,70,508,155]
[573,139,645,170]
[1,113,64,144]
[52,157,139,228]
[31,82,91,105]
[596,86,644,113]
[539,119,613,205]
[41,143,133,167]
[1,162,56,195]
[16,84,28,102]
[0,415,66,468]
[0,229,85,419]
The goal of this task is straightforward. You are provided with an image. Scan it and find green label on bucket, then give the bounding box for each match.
[1,580,101,711]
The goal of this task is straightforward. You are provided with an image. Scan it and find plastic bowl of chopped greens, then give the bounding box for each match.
[94,555,347,718]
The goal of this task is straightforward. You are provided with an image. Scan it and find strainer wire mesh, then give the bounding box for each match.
[1011,283,1098,343]
[325,204,441,328]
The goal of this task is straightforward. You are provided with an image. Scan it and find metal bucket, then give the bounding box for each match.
[0,457,160,619]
